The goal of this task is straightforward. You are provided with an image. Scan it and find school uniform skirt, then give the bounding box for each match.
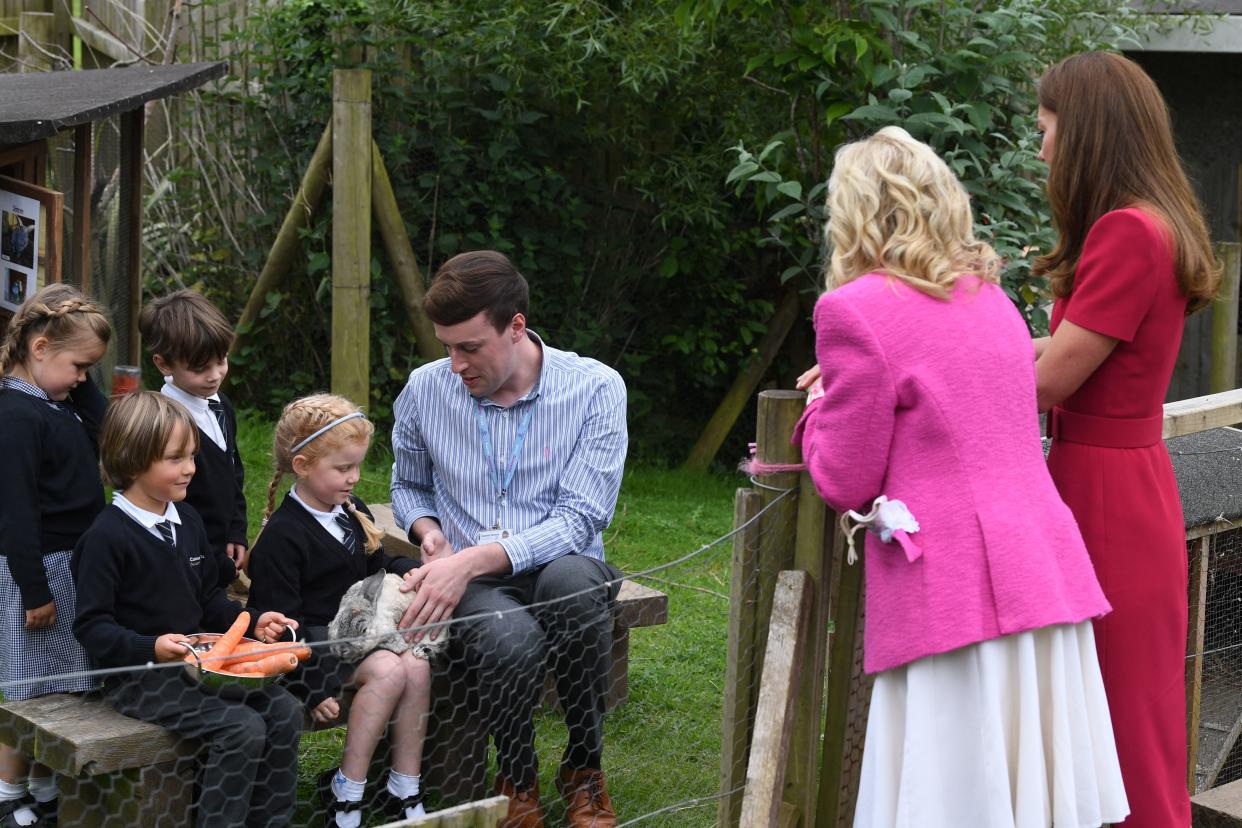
[854,620,1129,828]
[0,552,97,701]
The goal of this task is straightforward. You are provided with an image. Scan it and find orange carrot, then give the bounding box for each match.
[217,643,311,670]
[208,612,250,659]
[231,652,298,676]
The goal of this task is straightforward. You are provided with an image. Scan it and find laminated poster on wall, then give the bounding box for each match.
[0,187,38,313]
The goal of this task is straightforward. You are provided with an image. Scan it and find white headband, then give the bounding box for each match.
[291,412,366,454]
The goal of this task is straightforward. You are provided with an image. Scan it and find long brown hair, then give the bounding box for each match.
[1033,51,1218,312]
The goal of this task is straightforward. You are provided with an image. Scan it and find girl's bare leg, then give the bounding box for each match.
[339,651,405,781]
[388,653,431,777]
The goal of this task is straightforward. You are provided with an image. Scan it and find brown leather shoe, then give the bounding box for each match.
[556,767,617,828]
[494,774,545,828]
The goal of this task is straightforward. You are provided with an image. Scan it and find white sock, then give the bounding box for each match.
[331,769,364,828]
[331,769,365,802]
[0,779,25,802]
[27,775,55,803]
[387,772,424,819]
[386,771,420,799]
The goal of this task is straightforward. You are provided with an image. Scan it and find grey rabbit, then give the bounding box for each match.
[327,571,448,663]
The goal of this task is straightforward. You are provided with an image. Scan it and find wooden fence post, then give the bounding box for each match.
[18,12,54,72]
[740,570,813,828]
[1187,534,1210,793]
[331,67,372,409]
[119,107,144,365]
[1210,242,1240,394]
[719,488,762,827]
[753,390,805,655]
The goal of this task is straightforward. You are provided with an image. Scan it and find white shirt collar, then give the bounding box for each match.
[113,492,181,528]
[289,484,345,519]
[161,378,218,412]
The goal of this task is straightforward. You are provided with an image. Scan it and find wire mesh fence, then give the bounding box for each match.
[0,484,797,827]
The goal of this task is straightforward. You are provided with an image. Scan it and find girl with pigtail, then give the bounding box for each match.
[245,394,432,827]
[0,284,112,827]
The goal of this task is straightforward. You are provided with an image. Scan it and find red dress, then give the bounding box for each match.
[1047,207,1190,827]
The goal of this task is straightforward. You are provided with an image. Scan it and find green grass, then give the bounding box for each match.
[236,413,739,826]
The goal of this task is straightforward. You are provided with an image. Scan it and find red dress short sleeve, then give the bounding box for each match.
[1062,208,1164,343]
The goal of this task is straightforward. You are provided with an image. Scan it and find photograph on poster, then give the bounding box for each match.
[5,268,29,307]
[2,209,36,270]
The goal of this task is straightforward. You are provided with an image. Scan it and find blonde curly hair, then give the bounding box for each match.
[824,126,999,297]
[264,393,384,553]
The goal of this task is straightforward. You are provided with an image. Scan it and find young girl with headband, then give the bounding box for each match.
[0,284,111,827]
[245,394,431,826]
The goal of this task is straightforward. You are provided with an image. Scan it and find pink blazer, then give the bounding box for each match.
[795,273,1110,673]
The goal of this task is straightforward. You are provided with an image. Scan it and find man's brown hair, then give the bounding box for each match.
[423,251,530,331]
[1034,51,1218,312]
[100,391,199,491]
[138,289,234,369]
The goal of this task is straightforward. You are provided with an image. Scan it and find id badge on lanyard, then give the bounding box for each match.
[474,400,535,545]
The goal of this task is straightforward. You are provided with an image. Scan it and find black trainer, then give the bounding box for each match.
[318,768,362,828]
[0,796,56,827]
[371,786,426,822]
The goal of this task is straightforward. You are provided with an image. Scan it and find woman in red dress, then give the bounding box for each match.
[1034,52,1219,828]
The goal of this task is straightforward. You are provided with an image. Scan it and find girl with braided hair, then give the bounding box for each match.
[0,284,111,827]
[246,394,432,827]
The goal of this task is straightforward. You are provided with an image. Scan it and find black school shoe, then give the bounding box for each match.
[0,796,56,827]
[318,768,362,828]
[371,786,426,823]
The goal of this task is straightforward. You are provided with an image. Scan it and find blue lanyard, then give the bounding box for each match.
[473,400,537,504]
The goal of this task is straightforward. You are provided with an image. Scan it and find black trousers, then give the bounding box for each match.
[104,669,302,828]
[451,555,621,787]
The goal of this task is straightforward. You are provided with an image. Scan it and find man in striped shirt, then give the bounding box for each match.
[393,251,627,828]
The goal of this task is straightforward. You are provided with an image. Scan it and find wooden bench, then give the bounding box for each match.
[1194,777,1242,826]
[0,691,197,827]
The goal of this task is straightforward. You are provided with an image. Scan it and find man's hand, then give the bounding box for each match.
[226,543,247,572]
[420,527,454,564]
[253,611,299,643]
[311,696,341,724]
[399,554,475,642]
[155,633,194,662]
[24,601,55,630]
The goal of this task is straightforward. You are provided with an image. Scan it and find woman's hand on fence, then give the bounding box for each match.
[155,633,194,662]
[311,696,341,724]
[24,601,55,630]
[796,365,821,391]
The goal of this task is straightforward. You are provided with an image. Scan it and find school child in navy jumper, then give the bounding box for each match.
[72,391,302,828]
[0,284,112,828]
[139,289,248,590]
[246,394,430,827]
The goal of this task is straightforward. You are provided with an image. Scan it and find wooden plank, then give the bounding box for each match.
[1212,243,1241,394]
[787,470,832,827]
[330,67,372,410]
[1163,389,1242,439]
[0,17,18,37]
[371,795,509,827]
[817,522,870,828]
[719,488,762,828]
[119,107,143,364]
[0,692,193,776]
[72,123,91,289]
[1188,535,1210,793]
[740,570,812,828]
[70,16,133,64]
[18,12,53,72]
[370,140,442,363]
[1193,776,1242,826]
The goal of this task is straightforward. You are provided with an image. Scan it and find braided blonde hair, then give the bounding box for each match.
[265,393,384,553]
[0,284,112,374]
[825,126,999,297]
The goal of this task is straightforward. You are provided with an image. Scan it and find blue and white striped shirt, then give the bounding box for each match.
[390,332,628,574]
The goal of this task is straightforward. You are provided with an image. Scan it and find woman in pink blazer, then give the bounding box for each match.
[795,127,1127,827]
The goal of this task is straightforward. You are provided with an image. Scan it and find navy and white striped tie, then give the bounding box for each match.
[335,513,356,552]
[155,520,176,547]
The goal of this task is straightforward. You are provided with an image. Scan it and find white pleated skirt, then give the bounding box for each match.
[854,621,1129,828]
